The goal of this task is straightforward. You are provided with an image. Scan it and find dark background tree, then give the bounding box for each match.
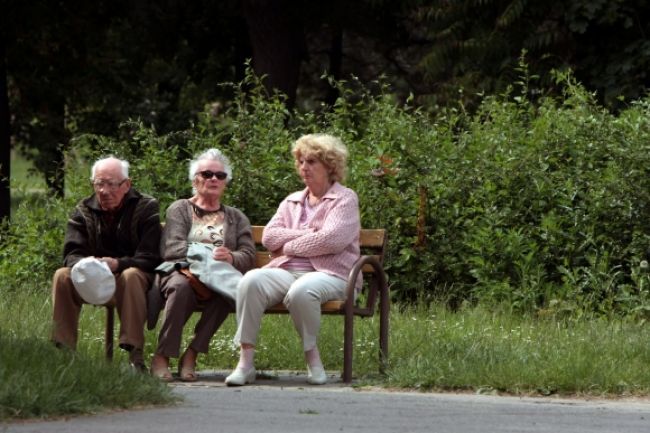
[0,37,9,220]
[2,0,649,221]
[408,0,650,107]
[241,0,305,109]
[3,0,248,203]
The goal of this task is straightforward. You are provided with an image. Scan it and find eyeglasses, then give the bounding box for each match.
[197,170,227,180]
[92,179,127,191]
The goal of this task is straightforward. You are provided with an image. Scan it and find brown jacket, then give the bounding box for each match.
[63,188,161,272]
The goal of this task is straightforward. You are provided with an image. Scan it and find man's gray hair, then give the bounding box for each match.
[90,156,129,180]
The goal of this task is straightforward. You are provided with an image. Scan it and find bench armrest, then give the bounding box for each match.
[345,254,387,314]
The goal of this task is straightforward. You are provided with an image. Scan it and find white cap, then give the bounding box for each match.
[71,257,116,305]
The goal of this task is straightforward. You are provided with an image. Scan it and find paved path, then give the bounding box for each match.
[3,370,650,433]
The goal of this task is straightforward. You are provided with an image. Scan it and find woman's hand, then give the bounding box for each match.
[212,246,233,264]
[270,246,285,258]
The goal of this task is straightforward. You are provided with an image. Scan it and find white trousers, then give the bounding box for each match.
[233,268,346,351]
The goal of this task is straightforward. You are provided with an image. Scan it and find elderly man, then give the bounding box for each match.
[51,156,161,371]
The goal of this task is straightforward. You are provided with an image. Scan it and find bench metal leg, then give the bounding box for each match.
[105,306,114,360]
[342,308,354,383]
[379,284,390,374]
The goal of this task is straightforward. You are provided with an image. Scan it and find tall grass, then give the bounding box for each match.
[9,150,47,220]
[0,293,177,421]
[4,290,650,422]
[385,304,650,395]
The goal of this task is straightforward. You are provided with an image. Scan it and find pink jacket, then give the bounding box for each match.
[262,182,362,289]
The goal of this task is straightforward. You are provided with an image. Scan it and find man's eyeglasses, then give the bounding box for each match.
[197,170,227,180]
[92,179,127,191]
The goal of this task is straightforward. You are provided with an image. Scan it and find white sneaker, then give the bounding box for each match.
[307,365,327,385]
[225,367,256,386]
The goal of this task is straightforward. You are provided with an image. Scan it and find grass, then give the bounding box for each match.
[9,150,47,220]
[10,150,44,187]
[383,305,650,396]
[0,291,178,421]
[3,289,650,421]
[201,304,650,398]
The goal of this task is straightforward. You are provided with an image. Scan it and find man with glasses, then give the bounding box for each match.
[51,156,161,371]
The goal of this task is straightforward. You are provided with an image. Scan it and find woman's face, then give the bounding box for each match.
[298,154,330,191]
[192,160,227,199]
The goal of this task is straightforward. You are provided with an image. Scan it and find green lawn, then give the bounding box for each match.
[9,150,47,219]
[10,150,45,188]
[3,290,650,421]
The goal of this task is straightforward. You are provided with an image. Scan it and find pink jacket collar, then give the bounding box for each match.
[286,182,344,203]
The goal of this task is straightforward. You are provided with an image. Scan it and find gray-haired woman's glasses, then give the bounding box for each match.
[197,170,227,180]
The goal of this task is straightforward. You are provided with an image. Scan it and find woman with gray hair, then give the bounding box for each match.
[150,148,255,381]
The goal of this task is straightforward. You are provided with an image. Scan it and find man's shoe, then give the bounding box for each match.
[225,367,256,386]
[130,360,148,373]
[129,348,147,373]
[307,365,327,385]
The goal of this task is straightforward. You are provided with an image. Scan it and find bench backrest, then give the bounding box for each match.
[251,226,387,269]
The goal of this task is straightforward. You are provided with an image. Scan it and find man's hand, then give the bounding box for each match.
[98,257,119,273]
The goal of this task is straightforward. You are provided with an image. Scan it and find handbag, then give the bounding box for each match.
[177,267,213,301]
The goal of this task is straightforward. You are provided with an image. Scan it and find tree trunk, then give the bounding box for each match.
[242,0,305,109]
[37,102,66,197]
[0,40,10,221]
[324,26,343,107]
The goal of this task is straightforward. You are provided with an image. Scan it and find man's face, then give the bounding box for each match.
[92,160,131,211]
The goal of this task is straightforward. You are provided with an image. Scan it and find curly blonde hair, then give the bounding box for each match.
[292,134,348,183]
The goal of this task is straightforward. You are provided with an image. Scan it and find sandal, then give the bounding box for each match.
[179,366,197,382]
[151,365,174,382]
[150,355,174,382]
[179,352,198,382]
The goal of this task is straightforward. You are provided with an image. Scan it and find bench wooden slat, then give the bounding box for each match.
[253,226,386,249]
[255,251,272,267]
[359,229,386,248]
[252,225,264,243]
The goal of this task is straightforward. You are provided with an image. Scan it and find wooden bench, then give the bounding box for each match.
[105,225,389,383]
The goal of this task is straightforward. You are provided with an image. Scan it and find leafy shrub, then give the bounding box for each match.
[2,69,650,317]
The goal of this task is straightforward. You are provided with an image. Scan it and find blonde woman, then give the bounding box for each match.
[226,134,361,386]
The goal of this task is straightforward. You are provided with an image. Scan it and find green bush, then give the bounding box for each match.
[2,70,650,317]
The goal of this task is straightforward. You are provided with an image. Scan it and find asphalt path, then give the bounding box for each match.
[4,370,650,433]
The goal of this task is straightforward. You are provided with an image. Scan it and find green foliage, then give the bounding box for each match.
[2,69,650,318]
[203,70,301,224]
[0,193,69,289]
